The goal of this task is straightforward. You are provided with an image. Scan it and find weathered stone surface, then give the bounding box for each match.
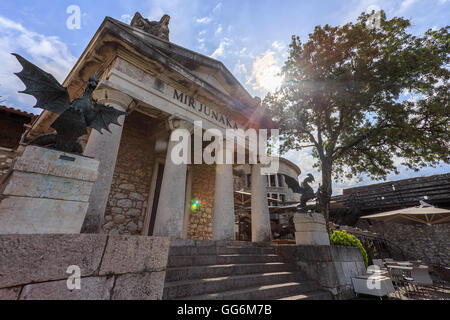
[294,213,330,246]
[358,220,450,266]
[3,171,94,202]
[0,197,89,234]
[0,286,21,300]
[99,236,170,275]
[112,271,166,300]
[295,231,330,246]
[188,164,216,240]
[0,145,99,235]
[275,244,365,300]
[0,234,107,288]
[102,112,155,235]
[13,145,99,182]
[20,276,114,300]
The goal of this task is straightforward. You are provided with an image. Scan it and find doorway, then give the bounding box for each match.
[148,163,165,236]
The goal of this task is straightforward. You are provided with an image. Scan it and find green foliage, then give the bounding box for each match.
[265,10,449,215]
[330,230,368,268]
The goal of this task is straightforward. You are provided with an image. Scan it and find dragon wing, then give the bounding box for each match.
[283,174,303,194]
[89,101,127,134]
[12,53,70,115]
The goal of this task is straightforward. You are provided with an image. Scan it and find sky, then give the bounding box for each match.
[0,0,448,194]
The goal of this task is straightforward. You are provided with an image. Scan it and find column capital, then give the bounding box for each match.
[166,116,194,133]
[93,88,135,112]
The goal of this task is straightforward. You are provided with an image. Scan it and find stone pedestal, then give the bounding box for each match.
[294,212,330,246]
[0,145,99,234]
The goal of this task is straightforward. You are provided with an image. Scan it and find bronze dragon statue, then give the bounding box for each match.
[12,53,126,154]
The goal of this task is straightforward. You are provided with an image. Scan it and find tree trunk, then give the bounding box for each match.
[320,158,333,234]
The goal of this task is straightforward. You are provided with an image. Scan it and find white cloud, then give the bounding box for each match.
[398,0,419,13]
[210,38,231,59]
[233,61,248,76]
[246,50,283,94]
[0,16,76,112]
[213,3,223,13]
[196,17,212,24]
[119,14,132,24]
[272,41,285,52]
[215,24,223,36]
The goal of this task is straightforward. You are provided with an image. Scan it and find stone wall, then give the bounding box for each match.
[188,164,216,240]
[0,148,16,182]
[358,220,450,267]
[0,234,170,300]
[103,112,156,235]
[274,245,366,299]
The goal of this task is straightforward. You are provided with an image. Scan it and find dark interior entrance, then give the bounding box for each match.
[148,163,165,236]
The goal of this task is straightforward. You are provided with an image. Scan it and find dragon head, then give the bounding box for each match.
[86,73,99,94]
[305,173,315,184]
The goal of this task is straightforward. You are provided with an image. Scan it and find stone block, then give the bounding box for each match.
[295,231,330,246]
[0,196,88,234]
[112,271,166,300]
[99,236,170,275]
[3,171,94,202]
[13,145,99,182]
[0,234,107,288]
[0,286,21,300]
[20,276,114,300]
[333,262,348,286]
[316,262,338,288]
[0,145,99,235]
[294,213,330,246]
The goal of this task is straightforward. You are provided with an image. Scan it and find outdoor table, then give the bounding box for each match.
[387,265,432,285]
[387,265,412,269]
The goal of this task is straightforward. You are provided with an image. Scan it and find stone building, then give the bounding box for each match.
[0,106,35,180]
[0,14,368,301]
[234,157,302,205]
[233,158,303,241]
[17,13,275,242]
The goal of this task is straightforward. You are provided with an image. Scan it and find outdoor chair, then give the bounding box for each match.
[387,266,416,299]
[372,259,385,269]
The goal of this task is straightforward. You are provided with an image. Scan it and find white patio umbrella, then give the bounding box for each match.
[360,201,450,226]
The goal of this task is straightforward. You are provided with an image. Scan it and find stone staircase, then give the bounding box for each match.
[163,241,331,300]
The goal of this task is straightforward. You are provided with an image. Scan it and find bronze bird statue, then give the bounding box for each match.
[12,53,126,154]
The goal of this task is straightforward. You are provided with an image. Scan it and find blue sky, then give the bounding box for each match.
[0,0,448,193]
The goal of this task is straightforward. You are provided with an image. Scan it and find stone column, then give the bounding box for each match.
[251,164,272,242]
[182,167,193,239]
[81,89,133,233]
[153,118,192,238]
[213,162,235,241]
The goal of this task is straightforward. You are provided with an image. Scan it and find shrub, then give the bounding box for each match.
[330,230,368,268]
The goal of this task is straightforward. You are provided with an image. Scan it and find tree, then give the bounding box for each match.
[265,11,449,229]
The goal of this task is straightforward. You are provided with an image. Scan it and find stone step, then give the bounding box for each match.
[170,240,274,248]
[168,254,283,267]
[165,262,297,282]
[169,245,275,256]
[277,291,332,300]
[163,272,305,300]
[178,281,318,300]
